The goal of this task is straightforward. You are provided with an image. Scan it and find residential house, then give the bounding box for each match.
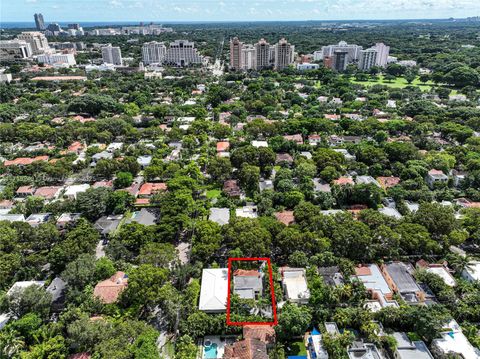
[313,178,331,193]
[425,169,448,189]
[353,264,399,312]
[308,134,322,146]
[333,148,356,161]
[7,280,46,296]
[283,134,303,145]
[136,182,167,204]
[56,213,82,229]
[236,205,258,219]
[356,175,381,187]
[26,213,51,227]
[377,176,401,190]
[431,319,480,359]
[393,332,434,359]
[223,325,274,359]
[275,153,294,165]
[378,207,403,219]
[318,266,344,287]
[64,184,90,200]
[93,271,128,304]
[234,269,263,300]
[279,267,310,304]
[416,260,456,287]
[259,179,274,192]
[126,208,158,226]
[216,141,230,154]
[274,210,295,226]
[94,215,123,238]
[47,277,67,311]
[251,140,268,148]
[199,268,228,312]
[136,155,152,168]
[209,207,230,226]
[347,341,386,359]
[0,214,26,223]
[461,260,480,283]
[223,180,242,198]
[16,185,35,198]
[91,151,113,166]
[92,180,114,189]
[451,169,467,188]
[381,262,425,304]
[3,156,49,167]
[333,177,354,186]
[34,186,63,201]
[306,327,329,359]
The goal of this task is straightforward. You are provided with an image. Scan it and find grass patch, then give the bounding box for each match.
[351,75,434,91]
[285,340,307,356]
[206,189,221,199]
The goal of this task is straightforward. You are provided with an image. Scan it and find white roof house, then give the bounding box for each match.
[378,207,403,219]
[356,175,381,187]
[7,281,46,296]
[209,208,230,226]
[251,140,268,148]
[431,319,480,359]
[199,268,228,312]
[64,184,90,199]
[462,261,480,283]
[425,266,456,287]
[280,268,310,304]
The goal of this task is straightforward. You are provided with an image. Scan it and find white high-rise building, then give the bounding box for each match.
[255,38,270,70]
[274,38,295,70]
[101,44,123,65]
[242,45,256,70]
[37,53,77,66]
[321,41,362,63]
[164,40,203,67]
[358,48,378,71]
[372,42,390,67]
[0,40,33,60]
[142,41,167,64]
[313,51,323,61]
[17,32,50,55]
[230,37,244,70]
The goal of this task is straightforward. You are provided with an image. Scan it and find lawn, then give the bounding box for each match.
[206,189,221,199]
[351,75,434,91]
[285,340,307,356]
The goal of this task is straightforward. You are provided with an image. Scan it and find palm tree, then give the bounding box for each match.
[0,329,25,359]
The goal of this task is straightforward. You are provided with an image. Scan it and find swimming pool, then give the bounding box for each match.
[204,343,218,358]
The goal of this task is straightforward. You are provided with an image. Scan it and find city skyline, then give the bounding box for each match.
[2,0,480,22]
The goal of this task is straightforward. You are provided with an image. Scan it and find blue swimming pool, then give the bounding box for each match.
[204,342,218,358]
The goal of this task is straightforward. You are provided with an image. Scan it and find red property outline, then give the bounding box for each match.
[226,257,278,326]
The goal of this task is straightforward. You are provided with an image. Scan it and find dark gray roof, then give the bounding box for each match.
[46,277,66,302]
[126,208,158,226]
[386,263,420,293]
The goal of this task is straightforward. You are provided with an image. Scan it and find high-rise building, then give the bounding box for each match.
[333,51,348,72]
[47,23,62,33]
[0,40,33,60]
[68,24,81,30]
[229,37,244,70]
[142,41,167,64]
[358,48,378,71]
[274,38,295,70]
[322,41,362,63]
[241,45,256,70]
[255,38,270,70]
[323,56,334,69]
[17,32,50,55]
[101,44,123,65]
[164,40,203,67]
[34,13,45,31]
[372,42,390,67]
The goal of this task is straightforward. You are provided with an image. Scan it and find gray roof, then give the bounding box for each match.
[209,207,230,226]
[94,215,123,235]
[234,274,263,299]
[126,208,157,226]
[46,277,66,302]
[394,332,434,359]
[385,263,420,293]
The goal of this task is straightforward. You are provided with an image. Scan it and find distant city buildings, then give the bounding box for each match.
[230,37,295,71]
[164,40,203,67]
[34,13,45,31]
[37,53,76,67]
[101,44,123,66]
[322,41,362,62]
[89,24,173,36]
[142,41,167,65]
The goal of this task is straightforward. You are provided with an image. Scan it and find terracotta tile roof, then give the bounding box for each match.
[68,141,84,153]
[276,153,294,163]
[234,269,260,277]
[224,180,242,197]
[93,271,128,304]
[16,185,35,194]
[135,198,150,205]
[333,177,354,186]
[377,176,401,189]
[4,156,49,167]
[0,200,14,209]
[34,186,62,199]
[429,169,445,175]
[216,141,230,152]
[243,325,276,345]
[92,180,113,188]
[224,338,268,359]
[274,211,295,226]
[69,354,91,359]
[283,134,304,145]
[355,266,372,276]
[138,183,167,197]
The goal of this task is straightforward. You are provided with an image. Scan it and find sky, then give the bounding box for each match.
[2,0,480,22]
